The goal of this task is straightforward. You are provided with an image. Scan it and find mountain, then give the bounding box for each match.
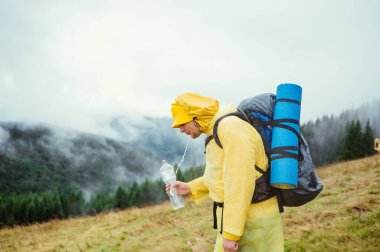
[0,122,161,197]
[108,116,205,168]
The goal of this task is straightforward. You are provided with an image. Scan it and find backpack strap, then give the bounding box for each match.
[275,98,301,105]
[275,189,285,213]
[266,119,300,137]
[254,165,284,213]
[213,202,224,234]
[204,111,285,213]
[265,118,301,162]
[255,165,266,175]
[270,146,299,161]
[204,112,248,150]
[205,135,214,149]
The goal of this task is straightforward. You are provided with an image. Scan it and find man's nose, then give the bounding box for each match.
[179,126,185,133]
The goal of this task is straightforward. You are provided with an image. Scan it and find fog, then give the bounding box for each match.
[0,122,162,197]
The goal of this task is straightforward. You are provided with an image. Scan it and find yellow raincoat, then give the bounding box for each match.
[171,93,284,252]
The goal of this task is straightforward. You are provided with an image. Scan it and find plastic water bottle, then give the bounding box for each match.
[160,160,185,210]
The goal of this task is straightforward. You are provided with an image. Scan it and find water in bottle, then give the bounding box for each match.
[160,160,185,210]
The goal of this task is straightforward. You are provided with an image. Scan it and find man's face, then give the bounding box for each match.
[179,121,202,139]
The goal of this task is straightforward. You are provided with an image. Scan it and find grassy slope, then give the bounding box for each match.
[0,154,379,252]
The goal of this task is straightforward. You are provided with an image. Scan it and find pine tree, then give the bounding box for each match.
[26,196,37,224]
[64,191,84,216]
[127,182,141,206]
[362,120,376,156]
[176,168,185,182]
[52,191,64,218]
[354,120,365,158]
[339,120,364,160]
[0,195,4,226]
[12,195,23,225]
[6,196,15,226]
[115,186,129,209]
[140,180,156,204]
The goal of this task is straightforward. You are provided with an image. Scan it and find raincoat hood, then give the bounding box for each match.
[171,93,219,132]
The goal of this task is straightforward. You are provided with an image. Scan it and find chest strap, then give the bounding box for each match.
[213,202,224,234]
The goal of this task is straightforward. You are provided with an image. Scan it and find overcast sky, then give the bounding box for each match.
[0,0,379,134]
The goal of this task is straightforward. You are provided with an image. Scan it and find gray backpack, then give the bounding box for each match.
[205,93,323,212]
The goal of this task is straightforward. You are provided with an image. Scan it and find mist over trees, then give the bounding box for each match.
[301,99,379,166]
[0,165,203,227]
[0,122,162,195]
[339,120,376,161]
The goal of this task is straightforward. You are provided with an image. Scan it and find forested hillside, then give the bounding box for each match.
[301,99,379,166]
[0,120,206,227]
[0,122,171,226]
[0,122,161,195]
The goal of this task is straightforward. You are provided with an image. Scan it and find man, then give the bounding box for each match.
[168,92,284,252]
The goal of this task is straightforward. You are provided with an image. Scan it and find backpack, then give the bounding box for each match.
[205,93,323,212]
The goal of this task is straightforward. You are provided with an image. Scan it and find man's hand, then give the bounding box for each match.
[223,238,239,252]
[165,181,190,195]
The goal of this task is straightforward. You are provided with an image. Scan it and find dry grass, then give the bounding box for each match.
[1,154,379,251]
[282,154,380,252]
[0,200,215,252]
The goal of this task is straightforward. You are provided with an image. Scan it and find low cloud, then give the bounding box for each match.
[0,126,10,146]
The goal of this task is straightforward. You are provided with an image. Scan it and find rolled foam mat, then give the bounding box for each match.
[270,83,302,189]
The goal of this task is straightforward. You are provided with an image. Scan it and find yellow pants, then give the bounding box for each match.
[213,196,284,252]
